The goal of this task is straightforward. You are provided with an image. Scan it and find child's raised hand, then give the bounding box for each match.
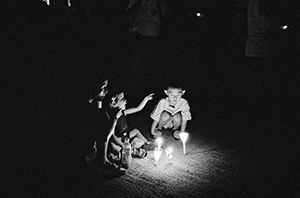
[144,93,155,101]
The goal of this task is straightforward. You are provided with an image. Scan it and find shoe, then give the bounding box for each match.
[132,148,148,158]
[173,130,180,140]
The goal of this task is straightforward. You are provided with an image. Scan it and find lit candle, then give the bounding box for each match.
[166,147,173,159]
[179,132,189,155]
[154,147,163,162]
[156,137,163,150]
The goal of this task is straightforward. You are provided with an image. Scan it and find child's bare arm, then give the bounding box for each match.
[106,119,117,142]
[125,93,154,115]
[181,120,187,132]
[106,111,122,141]
[151,120,159,134]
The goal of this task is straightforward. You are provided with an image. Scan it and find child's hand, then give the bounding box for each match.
[144,93,155,101]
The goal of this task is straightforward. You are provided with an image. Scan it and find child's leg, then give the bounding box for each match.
[108,141,122,155]
[129,128,148,143]
[172,112,182,130]
[157,111,171,129]
[108,136,122,155]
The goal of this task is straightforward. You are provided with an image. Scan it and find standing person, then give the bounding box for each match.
[244,0,284,138]
[125,0,170,98]
[150,84,192,139]
[245,0,281,88]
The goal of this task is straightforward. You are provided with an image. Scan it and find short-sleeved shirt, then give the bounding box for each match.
[150,98,192,121]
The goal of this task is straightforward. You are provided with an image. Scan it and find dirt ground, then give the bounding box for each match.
[3,99,299,198]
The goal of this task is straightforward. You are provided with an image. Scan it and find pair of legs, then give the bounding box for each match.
[152,111,182,139]
[158,111,182,131]
[108,128,149,156]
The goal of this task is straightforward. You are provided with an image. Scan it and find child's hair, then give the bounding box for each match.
[164,81,185,91]
[103,91,124,118]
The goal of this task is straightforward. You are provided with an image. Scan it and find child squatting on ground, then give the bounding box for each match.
[150,85,192,139]
[107,92,154,164]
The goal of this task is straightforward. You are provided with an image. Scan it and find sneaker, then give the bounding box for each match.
[132,148,148,158]
[173,130,180,140]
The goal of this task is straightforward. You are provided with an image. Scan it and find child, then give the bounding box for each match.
[150,85,192,139]
[85,80,124,173]
[107,92,154,163]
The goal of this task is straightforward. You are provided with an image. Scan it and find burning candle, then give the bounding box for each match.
[154,147,163,162]
[156,137,163,150]
[166,147,173,159]
[179,132,189,155]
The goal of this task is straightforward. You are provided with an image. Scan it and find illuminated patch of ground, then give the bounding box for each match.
[81,129,253,198]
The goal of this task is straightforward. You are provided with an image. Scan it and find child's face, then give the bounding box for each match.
[113,92,127,110]
[165,88,185,105]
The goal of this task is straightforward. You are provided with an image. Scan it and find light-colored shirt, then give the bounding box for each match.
[150,98,192,121]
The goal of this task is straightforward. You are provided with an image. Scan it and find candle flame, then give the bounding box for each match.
[156,137,163,149]
[166,147,173,158]
[156,137,163,144]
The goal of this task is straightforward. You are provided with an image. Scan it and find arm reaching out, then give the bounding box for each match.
[124,93,154,115]
[151,120,159,134]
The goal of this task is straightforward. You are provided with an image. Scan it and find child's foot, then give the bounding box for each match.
[173,130,180,140]
[108,153,121,165]
[144,140,152,145]
[152,128,162,138]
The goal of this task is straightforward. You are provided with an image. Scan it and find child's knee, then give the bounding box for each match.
[160,111,171,122]
[173,113,182,123]
[109,142,121,155]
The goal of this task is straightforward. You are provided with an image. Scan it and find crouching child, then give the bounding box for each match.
[150,85,192,139]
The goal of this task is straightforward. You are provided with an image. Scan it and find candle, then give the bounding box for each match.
[166,147,173,159]
[179,132,189,155]
[154,147,163,162]
[156,137,163,150]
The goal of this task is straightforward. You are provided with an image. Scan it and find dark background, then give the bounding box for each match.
[1,0,299,196]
